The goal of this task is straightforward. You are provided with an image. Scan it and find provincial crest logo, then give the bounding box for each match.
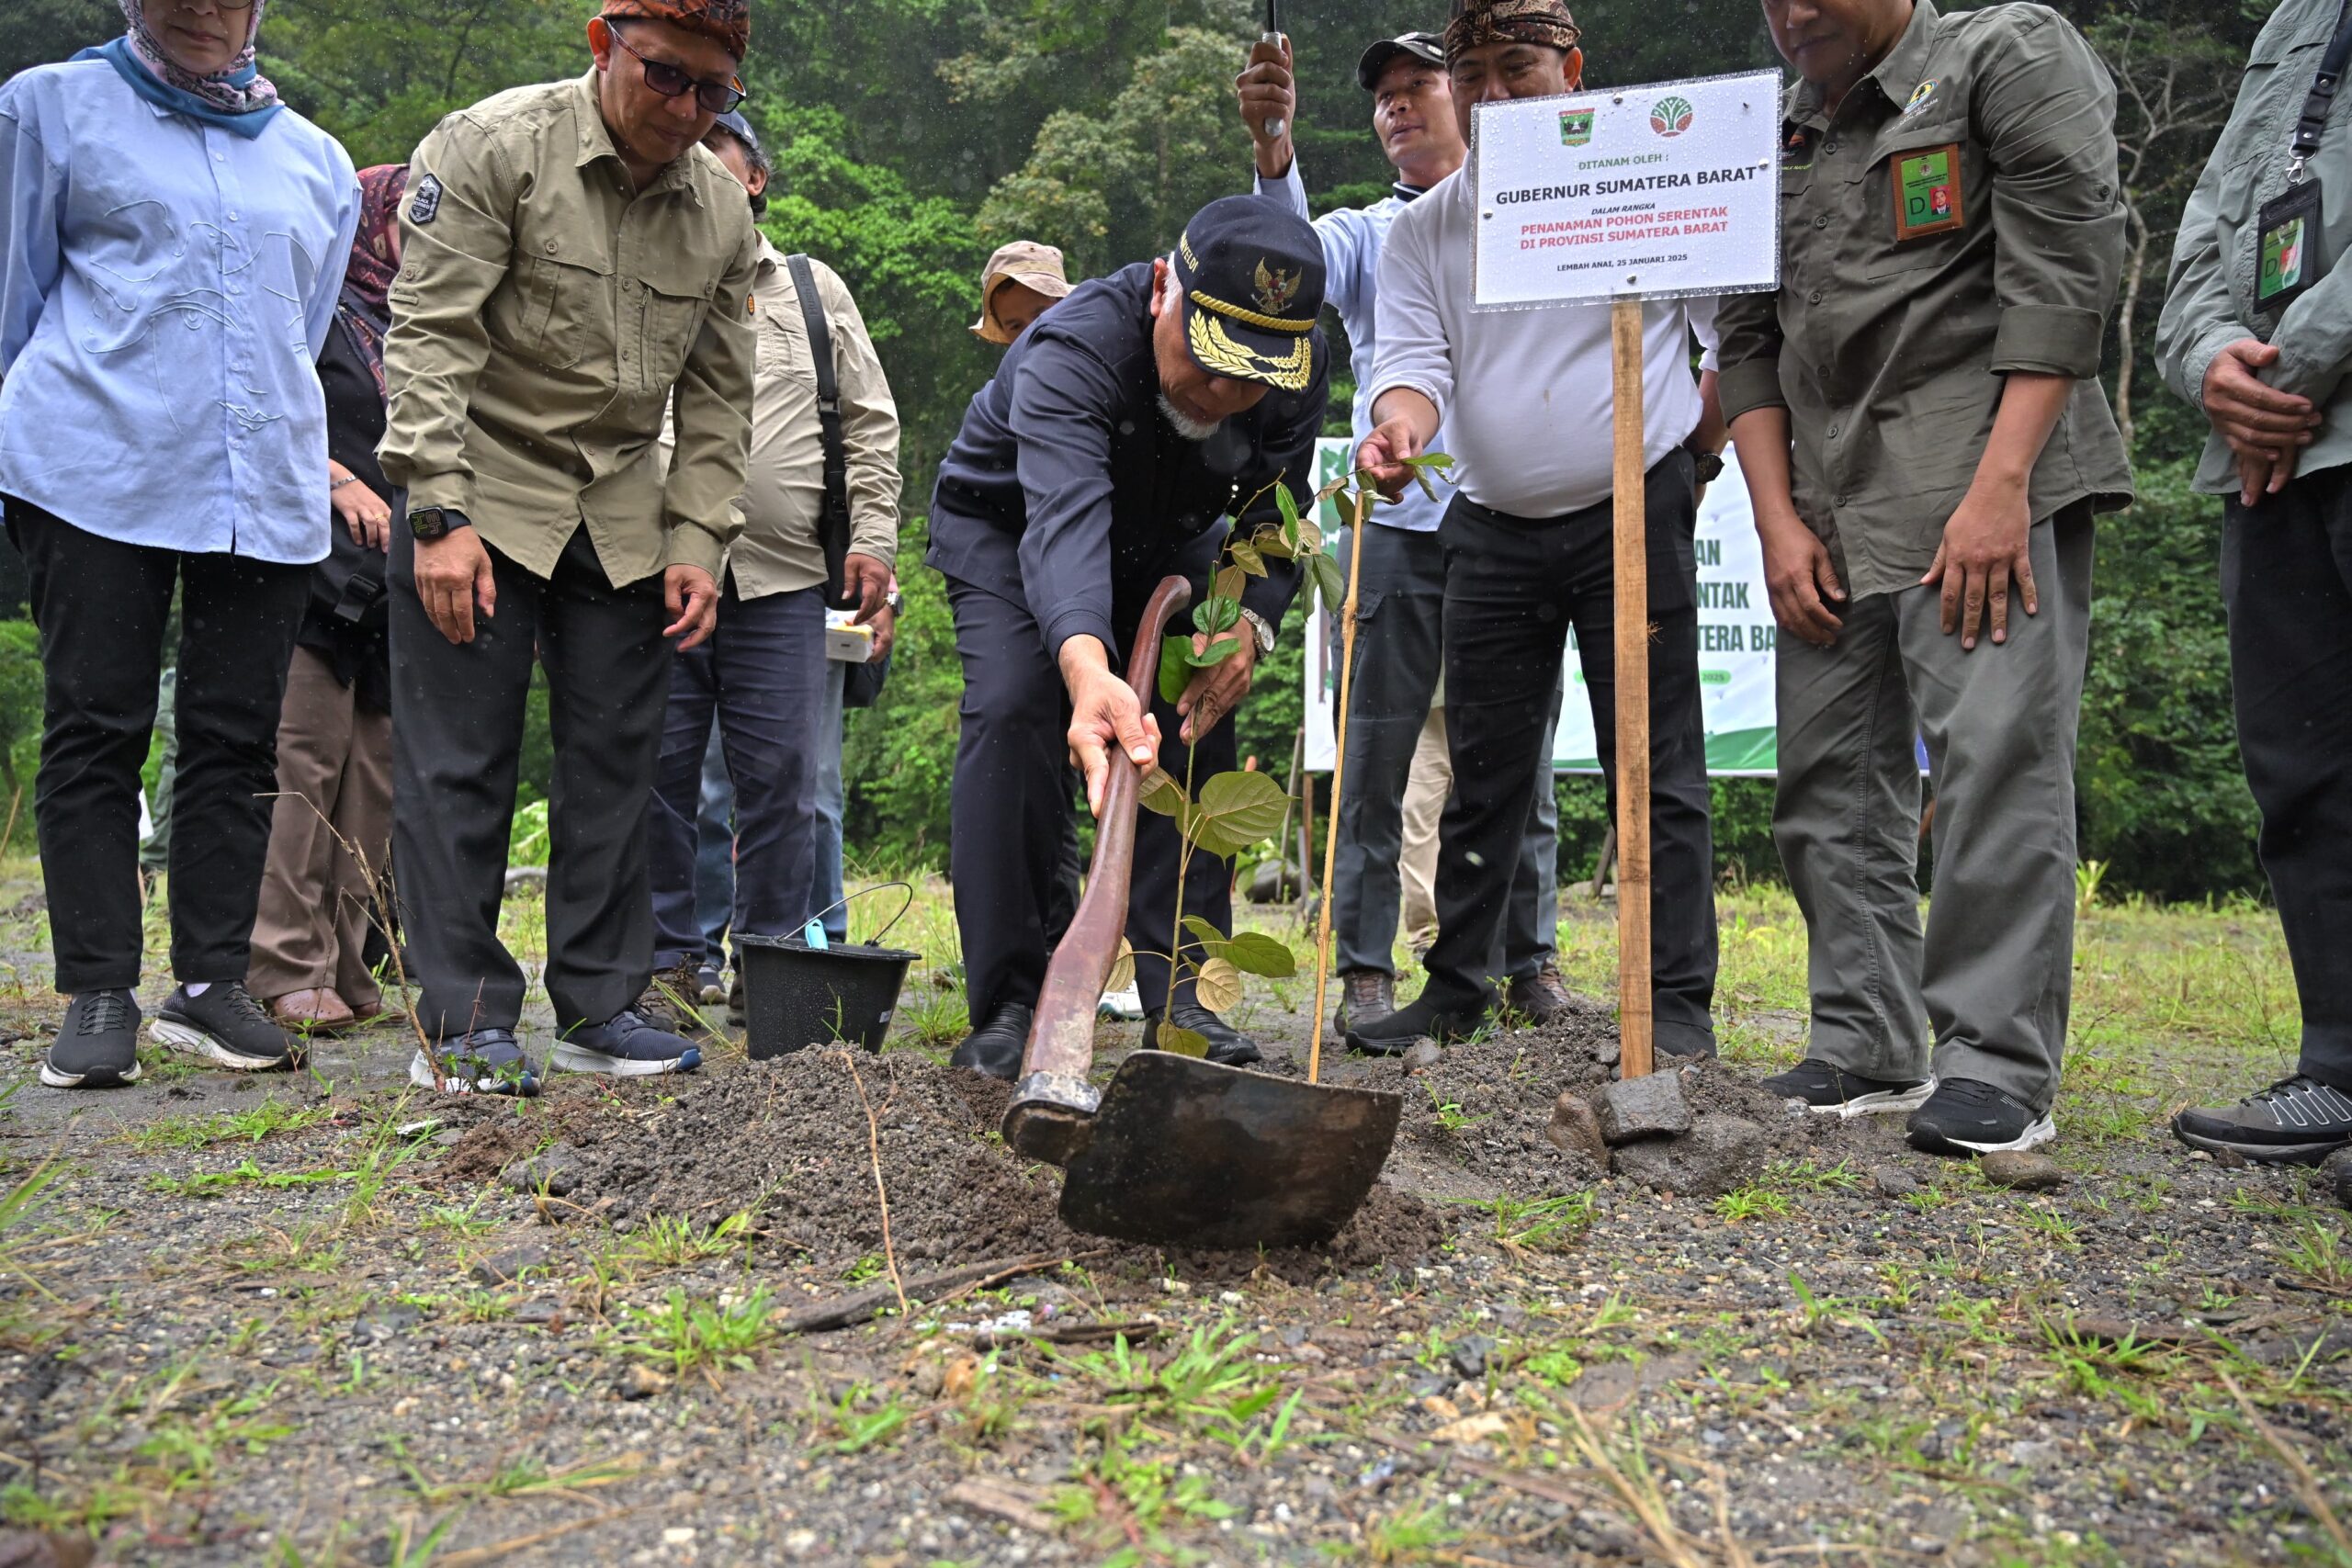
[1649,96,1694,138]
[1559,107,1595,147]
[1251,258,1303,318]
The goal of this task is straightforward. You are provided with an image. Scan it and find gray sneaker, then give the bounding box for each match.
[152,983,300,1072]
[412,1029,540,1097]
[41,989,142,1089]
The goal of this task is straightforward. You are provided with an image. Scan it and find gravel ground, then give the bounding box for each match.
[0,886,2347,1566]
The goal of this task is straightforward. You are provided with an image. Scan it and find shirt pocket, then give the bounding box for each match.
[512,244,612,374]
[756,283,817,389]
[635,256,717,394]
[1859,118,1977,279]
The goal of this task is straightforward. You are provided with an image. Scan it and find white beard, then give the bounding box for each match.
[1157,393,1222,443]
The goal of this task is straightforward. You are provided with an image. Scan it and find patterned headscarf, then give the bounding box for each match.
[116,0,280,117]
[1442,0,1582,63]
[600,0,751,62]
[337,165,410,400]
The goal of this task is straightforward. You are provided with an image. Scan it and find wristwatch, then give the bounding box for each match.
[1690,449,1726,487]
[408,505,471,542]
[1238,606,1277,657]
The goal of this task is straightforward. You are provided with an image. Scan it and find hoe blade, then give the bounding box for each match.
[1057,1053,1402,1250]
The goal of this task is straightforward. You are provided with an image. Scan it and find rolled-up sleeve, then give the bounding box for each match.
[2154,140,2243,413]
[0,93,63,378]
[660,225,757,578]
[1363,209,1453,422]
[1977,15,2124,379]
[1713,288,1784,423]
[1011,339,1125,661]
[820,265,904,568]
[379,117,514,517]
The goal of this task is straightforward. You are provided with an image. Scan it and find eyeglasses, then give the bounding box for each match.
[163,0,258,11]
[605,24,748,116]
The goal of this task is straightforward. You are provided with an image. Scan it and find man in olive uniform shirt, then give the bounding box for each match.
[2160,0,2352,1165]
[1719,0,2132,1156]
[379,0,759,1095]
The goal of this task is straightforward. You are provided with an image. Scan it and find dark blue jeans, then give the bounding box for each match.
[650,581,827,968]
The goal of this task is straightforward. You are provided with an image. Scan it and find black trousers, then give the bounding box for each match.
[2225,468,2352,1090]
[6,498,308,993]
[1427,456,1718,1054]
[389,524,670,1041]
[945,550,1235,1029]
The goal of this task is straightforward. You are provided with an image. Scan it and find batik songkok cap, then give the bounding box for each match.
[601,0,751,61]
[1442,0,1582,64]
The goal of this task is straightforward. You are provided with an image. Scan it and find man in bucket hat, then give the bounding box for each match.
[928,196,1331,1080]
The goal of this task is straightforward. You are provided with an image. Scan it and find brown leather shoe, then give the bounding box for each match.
[268,987,356,1031]
[1506,959,1574,1024]
[638,962,711,1037]
[1333,968,1396,1038]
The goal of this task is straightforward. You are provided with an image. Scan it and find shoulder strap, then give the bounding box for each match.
[786,253,854,611]
[2292,0,2352,171]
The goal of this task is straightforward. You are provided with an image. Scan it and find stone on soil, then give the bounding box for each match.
[1595,1070,1693,1145]
[1545,1092,1608,1165]
[1980,1151,2066,1191]
[1401,1041,1442,1072]
[2323,1145,2352,1212]
[1867,1165,1917,1199]
[1610,1115,1767,1198]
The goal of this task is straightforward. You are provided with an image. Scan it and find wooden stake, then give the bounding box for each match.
[1306,489,1373,1086]
[1610,298,1654,1081]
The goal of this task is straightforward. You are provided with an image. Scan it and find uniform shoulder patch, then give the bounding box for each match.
[408,173,444,227]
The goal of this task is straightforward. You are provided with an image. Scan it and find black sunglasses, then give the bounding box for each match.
[606,24,748,115]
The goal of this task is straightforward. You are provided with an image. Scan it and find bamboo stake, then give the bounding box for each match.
[1611,298,1654,1081]
[1306,489,1372,1085]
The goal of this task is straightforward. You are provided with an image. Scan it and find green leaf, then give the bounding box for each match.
[1310,552,1347,618]
[1403,453,1456,472]
[1193,957,1243,1014]
[1156,1025,1212,1059]
[1191,596,1241,636]
[1274,480,1300,530]
[1137,764,1189,818]
[1159,636,1193,705]
[1181,915,1226,947]
[1185,636,1241,668]
[1213,562,1247,605]
[1412,466,1442,503]
[1221,931,1296,979]
[1242,535,1286,564]
[1186,770,1290,858]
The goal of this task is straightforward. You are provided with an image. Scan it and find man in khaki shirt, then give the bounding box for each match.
[645,111,901,1017]
[378,0,759,1095]
[1718,0,2132,1156]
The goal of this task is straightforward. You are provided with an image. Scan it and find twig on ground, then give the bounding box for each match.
[836,1050,908,1318]
[944,1477,1058,1535]
[2220,1368,2352,1558]
[774,1250,1089,1337]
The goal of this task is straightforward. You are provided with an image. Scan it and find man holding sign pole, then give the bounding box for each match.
[1719,0,2132,1156]
[1344,0,1724,1063]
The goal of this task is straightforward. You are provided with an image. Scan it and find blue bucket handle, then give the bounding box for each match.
[806,880,916,950]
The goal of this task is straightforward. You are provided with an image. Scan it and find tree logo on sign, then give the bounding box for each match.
[1649,96,1695,138]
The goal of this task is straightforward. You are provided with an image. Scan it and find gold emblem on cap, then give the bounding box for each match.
[1251,259,1303,317]
[1188,310,1313,392]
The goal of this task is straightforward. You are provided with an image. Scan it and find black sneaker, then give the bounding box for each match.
[412,1029,540,1096]
[40,989,142,1089]
[1764,1058,1935,1120]
[1144,1002,1262,1067]
[1905,1077,2055,1156]
[2172,1076,2352,1167]
[952,1002,1033,1082]
[151,983,300,1072]
[552,1010,701,1077]
[1343,996,1486,1058]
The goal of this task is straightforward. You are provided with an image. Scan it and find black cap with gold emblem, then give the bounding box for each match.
[1171,195,1326,393]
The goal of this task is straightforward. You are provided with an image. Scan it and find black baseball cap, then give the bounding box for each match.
[710,109,762,154]
[1357,31,1445,90]
[1171,196,1325,392]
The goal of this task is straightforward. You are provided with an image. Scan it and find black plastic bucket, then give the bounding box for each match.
[733,885,919,1058]
[734,936,918,1057]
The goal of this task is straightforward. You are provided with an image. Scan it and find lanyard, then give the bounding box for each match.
[2289,0,2352,181]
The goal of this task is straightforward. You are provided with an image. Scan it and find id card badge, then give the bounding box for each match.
[1892,143,1965,241]
[2257,178,2325,312]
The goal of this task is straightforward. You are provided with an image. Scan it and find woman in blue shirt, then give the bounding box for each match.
[0,0,359,1089]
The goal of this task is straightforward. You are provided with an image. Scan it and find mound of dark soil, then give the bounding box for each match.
[434,1050,1452,1279]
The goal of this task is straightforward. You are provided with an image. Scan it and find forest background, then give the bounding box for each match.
[0,0,2278,901]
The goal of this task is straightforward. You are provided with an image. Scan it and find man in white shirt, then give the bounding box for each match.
[1345,0,1724,1059]
[1238,28,1567,1042]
